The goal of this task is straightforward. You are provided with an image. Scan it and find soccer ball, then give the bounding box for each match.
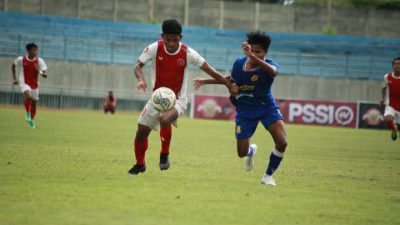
[151,87,176,112]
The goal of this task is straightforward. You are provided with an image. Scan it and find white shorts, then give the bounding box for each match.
[384,105,400,124]
[19,83,39,101]
[138,98,187,131]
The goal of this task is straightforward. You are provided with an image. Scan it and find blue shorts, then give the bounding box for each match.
[235,107,283,140]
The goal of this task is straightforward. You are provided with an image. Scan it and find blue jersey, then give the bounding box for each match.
[231,56,279,116]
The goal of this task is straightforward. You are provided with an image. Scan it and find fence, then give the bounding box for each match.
[0,84,149,112]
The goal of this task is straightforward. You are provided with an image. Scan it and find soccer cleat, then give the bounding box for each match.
[261,174,276,186]
[159,153,170,170]
[245,144,257,171]
[128,164,146,175]
[25,112,31,122]
[28,120,36,129]
[391,130,397,141]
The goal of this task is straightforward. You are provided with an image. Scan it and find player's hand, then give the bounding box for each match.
[135,79,147,93]
[228,83,239,96]
[12,79,18,85]
[41,72,47,78]
[242,42,252,57]
[193,78,206,90]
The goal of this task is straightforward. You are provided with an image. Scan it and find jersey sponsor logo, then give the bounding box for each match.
[177,59,185,65]
[158,56,163,60]
[239,85,255,91]
[251,74,259,82]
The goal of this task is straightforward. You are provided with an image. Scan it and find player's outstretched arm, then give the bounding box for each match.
[200,62,238,95]
[242,43,277,77]
[193,76,232,90]
[11,63,18,85]
[134,60,147,92]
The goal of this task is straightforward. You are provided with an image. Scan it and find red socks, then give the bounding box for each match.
[160,125,172,154]
[387,121,395,131]
[134,125,172,165]
[23,99,36,119]
[134,138,148,165]
[30,103,36,119]
[24,99,31,113]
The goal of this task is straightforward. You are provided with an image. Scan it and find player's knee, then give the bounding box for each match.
[276,140,288,153]
[135,130,148,141]
[159,117,171,128]
[384,115,394,122]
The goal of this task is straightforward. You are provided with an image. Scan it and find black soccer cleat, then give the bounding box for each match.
[159,153,170,170]
[391,130,398,141]
[128,164,146,175]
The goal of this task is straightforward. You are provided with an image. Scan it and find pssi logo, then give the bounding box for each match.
[288,103,354,126]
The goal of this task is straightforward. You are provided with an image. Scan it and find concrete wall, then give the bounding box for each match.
[2,0,400,38]
[0,57,383,103]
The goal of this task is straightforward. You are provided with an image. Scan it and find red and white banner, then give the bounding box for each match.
[276,99,358,128]
[191,94,235,120]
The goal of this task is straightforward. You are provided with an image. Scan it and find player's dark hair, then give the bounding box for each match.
[246,31,271,51]
[392,57,400,65]
[25,42,38,51]
[162,19,182,35]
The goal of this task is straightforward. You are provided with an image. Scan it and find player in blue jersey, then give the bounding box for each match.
[194,31,287,186]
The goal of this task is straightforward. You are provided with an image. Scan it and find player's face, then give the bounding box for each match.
[162,33,182,53]
[250,44,267,60]
[28,48,38,58]
[393,60,400,74]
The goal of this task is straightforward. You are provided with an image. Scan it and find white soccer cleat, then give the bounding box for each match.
[261,174,276,186]
[245,144,257,171]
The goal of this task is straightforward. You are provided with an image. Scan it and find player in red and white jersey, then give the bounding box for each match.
[12,43,48,129]
[381,57,400,141]
[128,19,238,175]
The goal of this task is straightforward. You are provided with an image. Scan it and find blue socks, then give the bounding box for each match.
[266,148,284,176]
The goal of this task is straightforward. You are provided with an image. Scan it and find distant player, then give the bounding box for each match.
[128,19,238,175]
[12,43,48,129]
[194,32,287,186]
[381,56,400,141]
[103,91,117,114]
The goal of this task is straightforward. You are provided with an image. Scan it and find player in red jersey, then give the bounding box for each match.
[12,43,48,129]
[381,57,400,141]
[128,19,238,175]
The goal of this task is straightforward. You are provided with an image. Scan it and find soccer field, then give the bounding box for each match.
[0,107,399,225]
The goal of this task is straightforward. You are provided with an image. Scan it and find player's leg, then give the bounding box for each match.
[27,89,39,129]
[235,115,258,171]
[128,101,159,175]
[261,111,287,186]
[158,107,179,170]
[21,85,33,122]
[384,105,397,141]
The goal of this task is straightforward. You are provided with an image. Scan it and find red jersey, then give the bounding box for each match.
[14,56,47,89]
[153,40,188,97]
[138,40,205,102]
[384,72,400,111]
[22,56,39,89]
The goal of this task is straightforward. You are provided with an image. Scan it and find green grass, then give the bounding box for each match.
[0,107,399,225]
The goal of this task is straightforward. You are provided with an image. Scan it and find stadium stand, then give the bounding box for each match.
[1,12,399,79]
